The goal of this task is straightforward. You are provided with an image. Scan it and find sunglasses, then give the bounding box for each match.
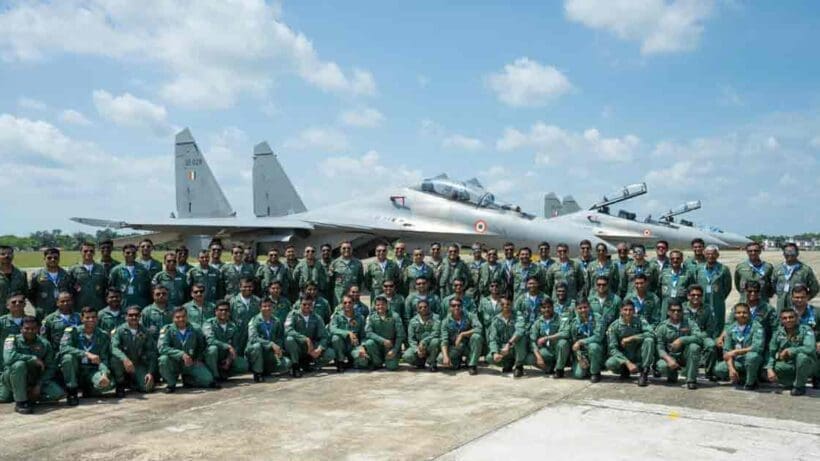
[192,290,204,294]
[126,313,140,317]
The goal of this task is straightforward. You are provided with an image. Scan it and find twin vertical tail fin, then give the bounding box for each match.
[252,142,306,217]
[174,128,235,218]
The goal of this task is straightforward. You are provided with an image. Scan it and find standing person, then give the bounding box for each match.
[246,297,290,382]
[654,301,702,389]
[439,298,483,375]
[684,238,707,272]
[363,244,400,304]
[486,297,526,377]
[208,241,224,270]
[556,299,604,382]
[0,316,65,414]
[537,241,554,271]
[98,240,121,281]
[40,292,80,352]
[228,278,261,355]
[110,306,156,397]
[256,248,289,299]
[293,246,329,302]
[405,278,442,321]
[587,243,619,297]
[501,242,517,300]
[765,308,816,396]
[140,286,174,345]
[427,242,445,293]
[203,301,248,382]
[439,244,472,299]
[513,277,548,334]
[175,246,191,276]
[789,285,819,389]
[694,245,732,333]
[402,299,440,371]
[442,278,476,316]
[283,245,300,303]
[97,288,125,333]
[284,298,334,376]
[59,307,114,405]
[243,247,260,284]
[714,303,764,390]
[152,252,188,308]
[467,244,485,301]
[511,247,545,300]
[109,244,151,308]
[0,246,28,315]
[187,250,223,303]
[393,241,412,284]
[659,250,694,313]
[619,245,659,299]
[479,248,507,298]
[652,240,670,274]
[734,241,774,303]
[478,281,504,332]
[221,244,257,299]
[68,242,107,311]
[605,300,655,387]
[588,275,621,329]
[137,239,162,280]
[381,280,406,331]
[575,240,594,296]
[183,284,215,330]
[772,243,818,312]
[403,248,436,296]
[545,243,585,302]
[265,281,292,325]
[329,242,363,308]
[157,306,217,393]
[318,243,335,301]
[358,295,405,371]
[28,248,72,318]
[613,242,632,293]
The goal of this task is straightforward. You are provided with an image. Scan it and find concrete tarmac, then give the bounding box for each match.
[0,366,817,461]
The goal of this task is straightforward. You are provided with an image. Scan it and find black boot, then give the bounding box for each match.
[790,387,806,396]
[619,366,631,380]
[66,388,79,406]
[429,363,438,372]
[502,365,513,373]
[290,364,303,378]
[115,385,126,398]
[468,366,478,375]
[164,385,176,394]
[813,377,819,389]
[686,382,698,390]
[209,381,222,389]
[666,372,678,384]
[553,369,565,379]
[253,373,265,383]
[590,373,601,383]
[513,366,524,378]
[15,401,33,415]
[743,382,758,391]
[336,361,345,373]
[638,368,649,387]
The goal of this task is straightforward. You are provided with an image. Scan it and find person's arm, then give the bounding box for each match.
[392,315,405,355]
[806,267,819,301]
[58,328,85,359]
[3,338,35,366]
[204,321,230,351]
[365,316,387,343]
[733,265,742,293]
[407,319,420,349]
[40,342,58,382]
[793,329,816,356]
[328,314,350,337]
[655,324,670,360]
[680,322,702,346]
[110,328,129,361]
[285,313,307,342]
[765,333,780,370]
[607,324,625,361]
[720,268,732,301]
[157,327,184,359]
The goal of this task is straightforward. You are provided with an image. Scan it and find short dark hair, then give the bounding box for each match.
[691,238,705,246]
[21,316,38,327]
[43,247,60,257]
[688,284,703,294]
[792,284,809,295]
[216,300,231,310]
[745,280,761,291]
[173,306,188,315]
[80,306,96,316]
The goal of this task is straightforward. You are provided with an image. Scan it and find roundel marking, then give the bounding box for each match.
[474,220,488,234]
[643,228,652,237]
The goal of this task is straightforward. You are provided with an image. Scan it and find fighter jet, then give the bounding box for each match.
[543,184,750,249]
[72,129,747,256]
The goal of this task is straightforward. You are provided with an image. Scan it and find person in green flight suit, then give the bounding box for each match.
[257,248,290,299]
[402,299,441,371]
[59,307,114,405]
[439,244,472,299]
[363,244,401,305]
[266,281,293,325]
[229,278,260,355]
[97,288,126,333]
[140,285,174,345]
[137,239,163,280]
[329,295,366,372]
[183,283,216,330]
[357,295,405,371]
[527,298,563,376]
[654,301,702,389]
[284,298,335,377]
[714,303,764,390]
[152,252,189,308]
[694,245,733,333]
[403,248,437,296]
[605,300,655,387]
[68,242,107,311]
[586,243,619,297]
[442,278,477,317]
[773,243,818,312]
[628,274,662,327]
[513,277,549,334]
[98,240,121,282]
[318,243,335,301]
[789,285,819,389]
[439,297,483,375]
[683,284,720,381]
[537,242,555,272]
[588,275,621,329]
[0,246,28,316]
[109,244,152,308]
[220,244,258,299]
[684,238,707,272]
[157,306,217,393]
[203,301,248,382]
[40,292,80,352]
[734,241,774,303]
[283,245,300,304]
[479,248,507,298]
[0,316,66,414]
[765,308,817,396]
[28,247,72,319]
[744,281,778,360]
[556,299,605,382]
[659,250,695,314]
[110,305,156,397]
[545,243,585,302]
[0,293,27,357]
[329,241,364,307]
[575,240,595,297]
[619,245,659,300]
[467,243,485,301]
[511,247,546,300]
[486,297,527,377]
[405,277,443,322]
[293,246,329,302]
[245,297,291,382]
[187,249,224,304]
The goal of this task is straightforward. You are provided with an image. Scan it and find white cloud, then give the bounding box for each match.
[92,90,171,136]
[479,165,515,194]
[313,150,421,204]
[59,109,92,126]
[486,58,573,107]
[0,1,375,109]
[564,0,716,55]
[442,134,484,151]
[0,113,105,165]
[283,127,349,153]
[765,136,779,150]
[496,122,640,162]
[340,107,384,128]
[17,97,47,111]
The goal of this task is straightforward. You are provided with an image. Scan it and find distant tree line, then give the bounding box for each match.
[0,229,168,251]
[747,233,820,247]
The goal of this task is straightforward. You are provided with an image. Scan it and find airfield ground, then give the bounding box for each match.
[2,250,818,460]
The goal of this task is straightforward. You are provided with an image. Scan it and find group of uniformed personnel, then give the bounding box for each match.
[0,237,817,415]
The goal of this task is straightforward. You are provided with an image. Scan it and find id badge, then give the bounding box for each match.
[81,356,89,365]
[53,290,59,299]
[783,283,790,293]
[705,285,712,294]
[127,286,135,295]
[669,289,677,298]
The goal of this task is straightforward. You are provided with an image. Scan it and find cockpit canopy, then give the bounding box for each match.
[416,174,532,217]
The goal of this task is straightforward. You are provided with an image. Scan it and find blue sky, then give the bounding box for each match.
[0,0,818,236]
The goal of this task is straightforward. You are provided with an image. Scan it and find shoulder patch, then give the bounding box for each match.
[160,327,167,334]
[64,326,74,332]
[111,329,117,336]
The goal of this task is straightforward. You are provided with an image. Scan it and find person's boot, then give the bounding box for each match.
[686,382,698,390]
[743,382,758,391]
[429,362,438,372]
[638,368,649,387]
[619,366,631,380]
[513,366,524,378]
[209,381,222,389]
[336,361,345,373]
[790,387,806,396]
[290,364,303,378]
[66,388,80,406]
[666,371,678,385]
[15,401,33,415]
[652,365,662,379]
[164,385,176,394]
[813,377,819,389]
[253,373,265,383]
[590,373,601,383]
[468,366,478,375]
[553,368,565,379]
[502,364,513,373]
[115,385,126,398]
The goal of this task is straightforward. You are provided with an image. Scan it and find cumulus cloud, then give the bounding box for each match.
[59,109,92,126]
[340,107,384,128]
[564,0,716,55]
[313,150,422,204]
[442,134,484,151]
[283,127,349,153]
[92,90,171,136]
[17,96,48,111]
[496,122,640,162]
[0,1,376,109]
[487,58,573,107]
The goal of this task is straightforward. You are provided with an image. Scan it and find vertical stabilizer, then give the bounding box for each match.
[561,195,581,214]
[253,142,307,217]
[544,192,562,218]
[175,128,235,218]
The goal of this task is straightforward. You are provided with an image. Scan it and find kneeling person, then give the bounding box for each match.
[59,307,114,405]
[556,299,604,382]
[285,298,335,377]
[440,298,483,375]
[714,303,764,390]
[605,300,655,386]
[329,296,366,372]
[158,306,216,392]
[766,309,816,396]
[402,299,441,371]
[0,316,65,414]
[529,298,563,376]
[358,295,405,371]
[110,306,157,397]
[654,301,702,389]
[246,298,290,382]
[204,301,249,382]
